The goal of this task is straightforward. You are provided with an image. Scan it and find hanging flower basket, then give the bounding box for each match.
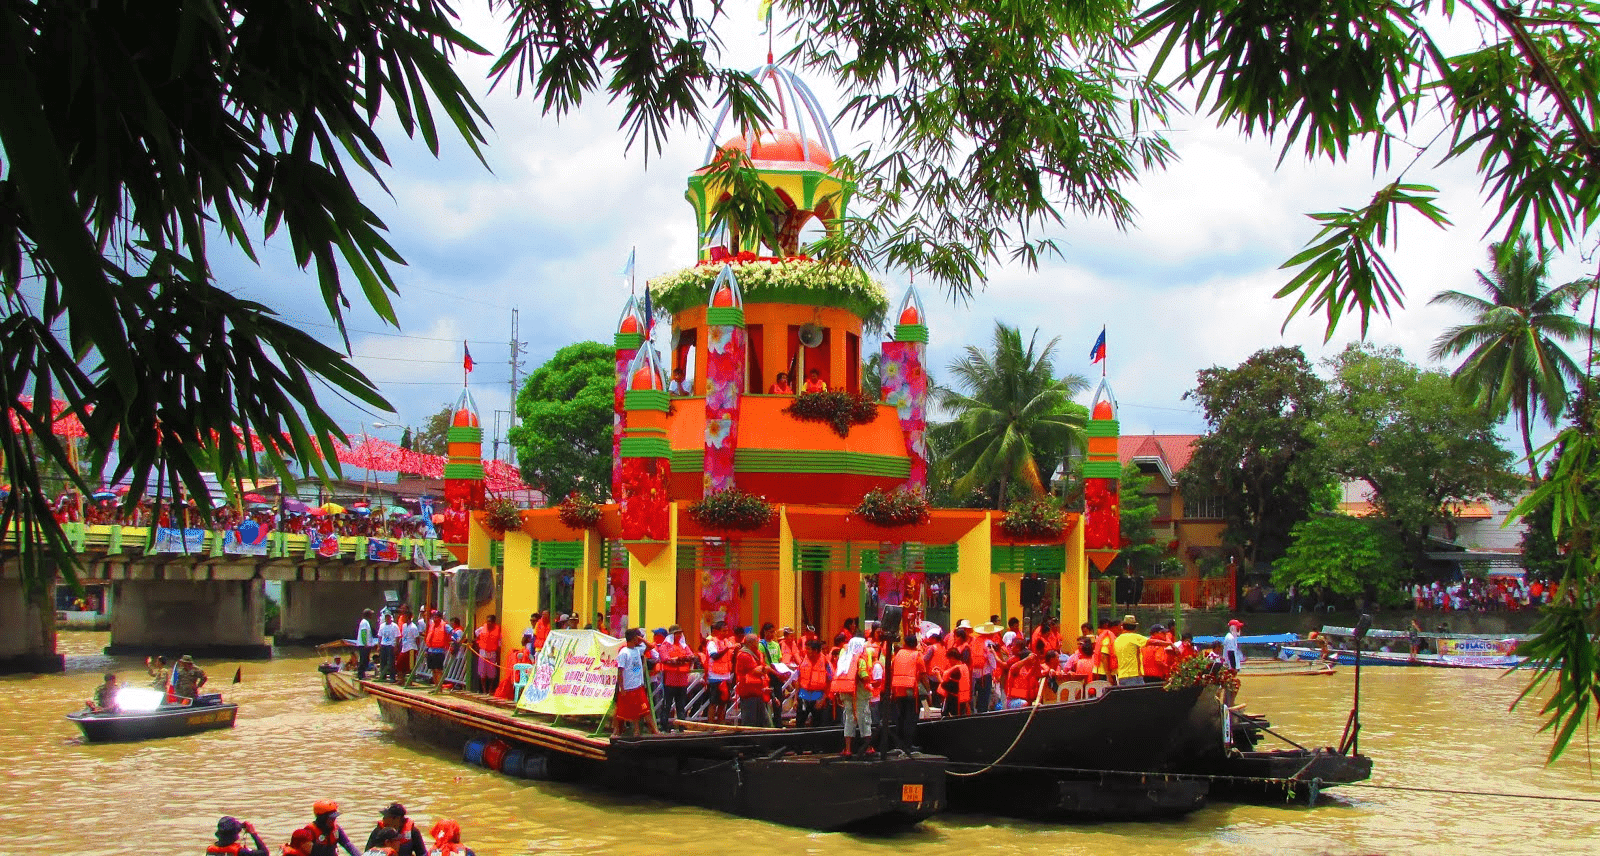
[481,497,522,535]
[854,487,931,527]
[648,257,889,327]
[557,494,601,529]
[998,497,1068,540]
[688,488,774,531]
[1163,655,1241,694]
[784,390,879,438]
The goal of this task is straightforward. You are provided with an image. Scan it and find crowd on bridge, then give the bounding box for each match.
[45,491,437,540]
[205,801,477,856]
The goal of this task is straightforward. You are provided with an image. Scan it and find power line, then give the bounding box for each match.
[277,315,502,346]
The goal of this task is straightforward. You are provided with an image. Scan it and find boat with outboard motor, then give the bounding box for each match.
[316,640,367,701]
[67,686,237,742]
[1280,625,1526,669]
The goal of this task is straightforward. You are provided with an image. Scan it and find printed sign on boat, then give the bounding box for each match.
[516,629,624,716]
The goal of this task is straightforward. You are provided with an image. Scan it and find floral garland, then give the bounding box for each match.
[688,488,774,531]
[481,497,522,535]
[1163,654,1241,694]
[648,256,889,327]
[855,487,931,527]
[998,496,1069,540]
[556,494,601,529]
[784,390,879,438]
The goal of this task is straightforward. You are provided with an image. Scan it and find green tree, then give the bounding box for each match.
[1429,234,1595,483]
[931,323,1089,509]
[508,342,615,502]
[413,406,454,457]
[1182,346,1329,569]
[1319,343,1521,550]
[1272,515,1405,601]
[1107,463,1161,576]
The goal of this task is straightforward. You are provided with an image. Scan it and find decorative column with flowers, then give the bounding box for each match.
[612,296,645,502]
[441,386,486,562]
[877,286,931,628]
[618,343,673,632]
[1083,379,1122,572]
[703,264,747,494]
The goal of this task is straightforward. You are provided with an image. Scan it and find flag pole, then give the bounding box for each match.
[1101,324,1107,378]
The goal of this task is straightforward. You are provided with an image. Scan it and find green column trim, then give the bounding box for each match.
[706,307,745,327]
[1082,461,1122,479]
[893,323,929,343]
[444,462,486,479]
[615,332,644,350]
[620,437,672,458]
[1085,420,1121,438]
[447,426,483,443]
[624,390,671,412]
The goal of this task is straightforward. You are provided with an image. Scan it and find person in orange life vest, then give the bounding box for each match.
[970,622,1004,713]
[209,816,268,856]
[794,638,834,728]
[423,611,451,693]
[703,620,735,724]
[531,610,551,654]
[1063,637,1095,683]
[656,624,696,732]
[1002,642,1047,709]
[832,636,875,756]
[940,646,974,718]
[282,828,315,856]
[298,800,359,856]
[841,616,860,638]
[803,368,828,393]
[1141,624,1175,683]
[1174,631,1199,663]
[365,804,426,856]
[613,628,659,736]
[473,614,501,695]
[779,626,803,666]
[884,633,928,751]
[426,820,475,856]
[734,632,777,726]
[921,630,951,708]
[1093,618,1118,683]
[365,828,403,855]
[768,372,793,394]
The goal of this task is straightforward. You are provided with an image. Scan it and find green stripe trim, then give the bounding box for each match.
[447,426,483,443]
[706,307,745,327]
[443,463,486,479]
[672,449,705,472]
[624,390,671,412]
[1085,420,1120,438]
[736,449,910,476]
[1082,461,1122,479]
[627,426,668,436]
[615,333,644,350]
[894,324,929,343]
[991,545,1067,575]
[620,437,671,458]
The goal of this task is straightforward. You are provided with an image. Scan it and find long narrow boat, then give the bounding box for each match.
[364,680,945,831]
[1239,659,1337,677]
[67,698,238,742]
[1279,645,1522,669]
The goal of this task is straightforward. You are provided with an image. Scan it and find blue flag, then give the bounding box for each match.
[1089,329,1106,364]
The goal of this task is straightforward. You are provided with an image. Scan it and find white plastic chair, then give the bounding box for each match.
[1083,680,1113,700]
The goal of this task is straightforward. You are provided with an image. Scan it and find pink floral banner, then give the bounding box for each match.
[703,325,746,493]
[880,341,929,489]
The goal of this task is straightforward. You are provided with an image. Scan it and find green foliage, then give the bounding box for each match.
[1272,515,1405,598]
[414,406,455,457]
[1319,343,1521,541]
[1107,463,1161,575]
[1430,233,1596,481]
[688,489,775,531]
[854,487,931,527]
[509,342,616,501]
[1182,346,1329,566]
[783,390,879,437]
[932,322,1088,509]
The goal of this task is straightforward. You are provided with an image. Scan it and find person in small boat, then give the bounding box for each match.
[145,655,169,689]
[298,800,359,856]
[208,816,268,856]
[174,654,208,701]
[362,828,402,856]
[88,672,120,713]
[365,804,426,856]
[426,820,474,856]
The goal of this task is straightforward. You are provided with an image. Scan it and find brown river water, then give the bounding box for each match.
[1,632,1596,855]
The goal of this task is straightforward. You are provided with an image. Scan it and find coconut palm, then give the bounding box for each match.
[1429,234,1596,483]
[934,322,1089,508]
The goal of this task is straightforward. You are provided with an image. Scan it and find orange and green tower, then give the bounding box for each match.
[441,386,486,561]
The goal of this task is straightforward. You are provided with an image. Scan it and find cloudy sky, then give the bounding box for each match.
[211,5,1596,465]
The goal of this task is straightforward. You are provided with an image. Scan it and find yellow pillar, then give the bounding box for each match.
[578,529,604,625]
[467,515,493,569]
[629,503,679,631]
[776,508,798,630]
[949,512,992,625]
[1060,513,1088,633]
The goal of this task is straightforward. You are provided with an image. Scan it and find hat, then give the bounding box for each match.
[1151,624,1166,633]
[312,799,339,817]
[216,817,242,836]
[956,619,973,630]
[1121,614,1138,625]
[179,654,195,664]
[651,627,668,637]
[382,803,407,818]
[1228,619,1245,628]
[782,626,794,635]
[667,624,682,634]
[973,622,1003,635]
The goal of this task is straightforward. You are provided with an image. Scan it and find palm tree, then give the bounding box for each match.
[934,322,1089,508]
[1430,234,1596,483]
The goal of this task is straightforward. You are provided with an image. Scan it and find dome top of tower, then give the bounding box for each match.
[452,386,480,428]
[714,128,833,170]
[700,65,841,171]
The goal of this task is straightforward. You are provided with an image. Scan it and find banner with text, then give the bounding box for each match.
[223,520,272,556]
[516,629,624,715]
[153,527,208,554]
[367,537,400,563]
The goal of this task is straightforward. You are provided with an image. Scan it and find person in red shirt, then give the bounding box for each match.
[1140,624,1174,684]
[703,621,736,724]
[1092,618,1118,683]
[734,632,775,727]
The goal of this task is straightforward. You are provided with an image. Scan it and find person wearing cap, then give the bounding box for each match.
[173,654,208,701]
[656,624,695,731]
[365,803,426,856]
[208,816,267,856]
[1111,615,1162,686]
[1222,619,1245,671]
[297,800,359,856]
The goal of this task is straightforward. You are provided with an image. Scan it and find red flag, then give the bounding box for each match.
[463,342,474,374]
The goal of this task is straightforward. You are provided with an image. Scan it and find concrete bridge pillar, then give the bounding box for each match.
[0,577,65,674]
[276,578,397,645]
[106,578,271,659]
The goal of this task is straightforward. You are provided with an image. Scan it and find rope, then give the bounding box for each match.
[1337,781,1600,805]
[946,677,1055,778]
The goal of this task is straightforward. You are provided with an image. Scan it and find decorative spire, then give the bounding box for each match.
[451,385,480,428]
[1090,378,1117,421]
[708,264,744,309]
[616,295,645,350]
[626,342,667,392]
[893,285,928,344]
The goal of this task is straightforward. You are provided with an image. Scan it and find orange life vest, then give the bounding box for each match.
[706,637,735,678]
[890,648,922,690]
[371,819,414,849]
[425,621,450,649]
[1005,657,1039,701]
[1141,634,1172,679]
[300,822,343,856]
[829,650,860,694]
[532,618,550,651]
[1094,629,1116,673]
[734,647,767,699]
[943,662,972,704]
[662,640,693,674]
[798,654,830,692]
[207,844,244,855]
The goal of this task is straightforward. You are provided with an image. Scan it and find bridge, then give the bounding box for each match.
[0,522,450,673]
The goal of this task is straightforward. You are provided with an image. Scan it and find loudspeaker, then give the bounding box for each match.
[880,603,904,637]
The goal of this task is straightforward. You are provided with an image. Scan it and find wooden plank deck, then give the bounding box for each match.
[363,681,610,760]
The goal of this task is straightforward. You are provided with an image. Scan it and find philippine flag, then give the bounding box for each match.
[463,342,474,374]
[1089,328,1106,364]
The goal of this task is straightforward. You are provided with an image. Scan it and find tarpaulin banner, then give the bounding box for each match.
[367,538,400,562]
[316,535,341,558]
[153,527,207,554]
[223,520,271,555]
[516,629,624,715]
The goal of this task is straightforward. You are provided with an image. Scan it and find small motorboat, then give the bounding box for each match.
[67,687,237,743]
[316,639,367,701]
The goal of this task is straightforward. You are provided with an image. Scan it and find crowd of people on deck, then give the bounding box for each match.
[1408,578,1552,612]
[204,801,477,856]
[46,491,436,539]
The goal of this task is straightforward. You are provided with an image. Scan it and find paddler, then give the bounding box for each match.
[365,804,426,856]
[297,800,359,856]
[208,817,268,856]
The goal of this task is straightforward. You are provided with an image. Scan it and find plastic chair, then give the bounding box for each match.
[1083,680,1113,700]
[512,662,534,701]
[1058,681,1084,702]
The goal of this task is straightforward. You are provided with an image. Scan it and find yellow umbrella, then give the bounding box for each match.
[319,502,347,514]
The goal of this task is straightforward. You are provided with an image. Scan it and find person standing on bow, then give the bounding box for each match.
[355,609,375,680]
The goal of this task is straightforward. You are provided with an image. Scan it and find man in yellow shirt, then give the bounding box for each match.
[1111,615,1157,686]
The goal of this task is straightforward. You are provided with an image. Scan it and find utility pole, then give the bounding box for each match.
[507,308,527,463]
